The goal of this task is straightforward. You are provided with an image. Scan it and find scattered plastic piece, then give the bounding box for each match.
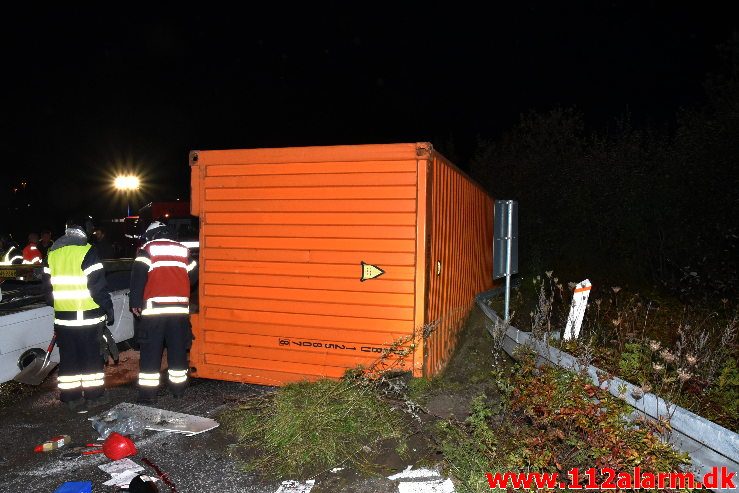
[103,469,145,488]
[89,402,219,436]
[275,480,315,493]
[99,457,144,476]
[388,466,456,493]
[388,465,443,481]
[397,478,455,493]
[53,482,92,493]
[105,469,158,489]
[330,467,344,473]
[90,407,147,438]
[34,434,71,452]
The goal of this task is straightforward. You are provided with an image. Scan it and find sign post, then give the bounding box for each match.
[493,200,518,322]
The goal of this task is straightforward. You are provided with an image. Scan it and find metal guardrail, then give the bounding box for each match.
[476,289,739,493]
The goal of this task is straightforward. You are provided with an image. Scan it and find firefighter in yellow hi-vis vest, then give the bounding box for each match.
[42,216,114,413]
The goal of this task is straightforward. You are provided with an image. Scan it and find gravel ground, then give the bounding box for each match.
[0,350,436,493]
[0,351,276,492]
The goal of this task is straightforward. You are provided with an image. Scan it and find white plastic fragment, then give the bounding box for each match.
[103,470,147,488]
[398,478,455,493]
[388,466,456,493]
[99,458,149,487]
[98,458,143,476]
[388,465,442,481]
[275,479,315,493]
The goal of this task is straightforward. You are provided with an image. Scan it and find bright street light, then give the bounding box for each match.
[114,175,140,191]
[114,175,140,216]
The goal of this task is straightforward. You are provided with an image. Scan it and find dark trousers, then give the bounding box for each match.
[56,324,105,402]
[137,314,191,398]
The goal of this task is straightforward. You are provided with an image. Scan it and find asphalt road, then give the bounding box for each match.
[0,351,280,492]
[0,351,444,493]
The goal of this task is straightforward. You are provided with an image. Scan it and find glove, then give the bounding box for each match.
[106,311,115,326]
[103,326,120,364]
[97,326,119,364]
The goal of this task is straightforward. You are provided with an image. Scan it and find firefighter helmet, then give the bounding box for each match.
[141,220,173,242]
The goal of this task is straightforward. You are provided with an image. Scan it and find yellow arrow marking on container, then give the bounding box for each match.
[360,261,385,282]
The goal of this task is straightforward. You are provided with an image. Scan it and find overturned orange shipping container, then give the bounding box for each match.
[189,143,493,385]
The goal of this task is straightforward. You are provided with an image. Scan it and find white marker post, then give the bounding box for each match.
[493,200,518,322]
[563,279,591,341]
[504,203,513,321]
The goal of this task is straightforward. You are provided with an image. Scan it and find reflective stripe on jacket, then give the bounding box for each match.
[1,246,23,265]
[133,239,195,316]
[22,244,42,264]
[47,244,103,325]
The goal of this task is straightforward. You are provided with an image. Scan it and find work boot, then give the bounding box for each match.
[65,399,87,414]
[86,392,111,410]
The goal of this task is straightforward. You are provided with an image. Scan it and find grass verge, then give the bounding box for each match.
[496,272,739,431]
[221,378,405,480]
[434,357,691,493]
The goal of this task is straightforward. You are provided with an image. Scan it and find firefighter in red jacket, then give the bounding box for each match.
[130,221,197,403]
[22,232,43,264]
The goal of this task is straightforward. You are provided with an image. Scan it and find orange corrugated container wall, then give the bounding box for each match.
[189,143,493,386]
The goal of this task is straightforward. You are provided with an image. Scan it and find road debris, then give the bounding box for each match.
[34,434,71,452]
[91,406,147,438]
[275,479,315,493]
[129,474,161,492]
[89,402,219,436]
[52,481,92,493]
[99,457,148,488]
[81,432,137,460]
[388,466,455,493]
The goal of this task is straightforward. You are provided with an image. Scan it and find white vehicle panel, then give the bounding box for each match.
[0,305,59,383]
[0,289,134,384]
[0,304,54,355]
[109,289,135,343]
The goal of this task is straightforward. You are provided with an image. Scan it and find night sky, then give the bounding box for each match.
[2,2,737,236]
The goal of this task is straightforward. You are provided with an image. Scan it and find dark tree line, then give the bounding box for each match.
[471,36,738,300]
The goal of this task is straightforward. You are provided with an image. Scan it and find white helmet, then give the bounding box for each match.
[141,221,170,242]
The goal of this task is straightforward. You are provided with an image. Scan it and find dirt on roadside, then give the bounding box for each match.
[420,306,506,421]
[323,305,509,491]
[216,305,507,492]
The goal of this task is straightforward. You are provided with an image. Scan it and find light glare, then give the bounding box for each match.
[114,175,140,190]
